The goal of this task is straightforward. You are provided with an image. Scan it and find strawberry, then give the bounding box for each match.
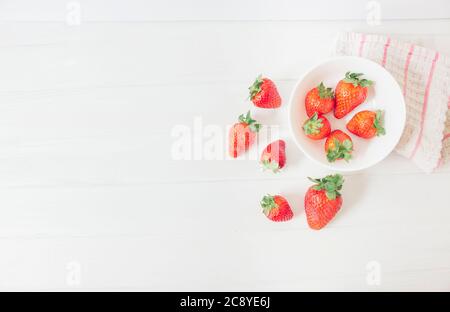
[305,82,335,117]
[248,75,282,108]
[324,130,353,162]
[302,113,331,140]
[304,174,344,230]
[260,140,286,173]
[346,110,386,139]
[260,194,293,222]
[334,72,373,119]
[229,111,261,158]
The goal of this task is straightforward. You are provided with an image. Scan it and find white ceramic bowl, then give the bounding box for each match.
[288,56,406,172]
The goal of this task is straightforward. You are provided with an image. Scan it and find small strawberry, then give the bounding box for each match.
[229,111,261,158]
[260,194,293,222]
[304,174,344,230]
[334,72,373,119]
[302,113,331,140]
[305,82,335,117]
[248,75,282,108]
[346,110,386,139]
[260,140,286,173]
[324,130,353,162]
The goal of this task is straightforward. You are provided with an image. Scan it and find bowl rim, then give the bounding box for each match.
[288,55,406,172]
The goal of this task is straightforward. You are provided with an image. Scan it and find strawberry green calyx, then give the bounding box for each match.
[261,160,280,173]
[308,174,344,200]
[317,82,334,99]
[343,72,373,88]
[238,110,261,133]
[248,75,264,100]
[260,194,278,215]
[327,139,353,163]
[303,113,323,135]
[374,110,386,136]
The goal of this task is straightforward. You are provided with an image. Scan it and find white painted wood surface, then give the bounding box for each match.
[0,1,449,291]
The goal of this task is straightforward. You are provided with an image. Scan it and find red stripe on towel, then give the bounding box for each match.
[381,37,391,67]
[402,44,415,96]
[434,133,450,169]
[409,51,440,159]
[358,34,366,57]
[443,133,450,141]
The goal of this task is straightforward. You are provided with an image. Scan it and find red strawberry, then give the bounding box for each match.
[249,75,282,108]
[334,72,373,119]
[304,174,344,230]
[324,130,353,162]
[229,111,261,158]
[260,194,293,222]
[346,110,385,139]
[305,82,335,117]
[302,113,331,140]
[260,140,286,173]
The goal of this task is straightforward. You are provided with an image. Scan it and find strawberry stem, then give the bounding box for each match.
[308,174,344,200]
[317,82,334,99]
[238,110,261,133]
[374,110,386,136]
[303,113,323,135]
[326,139,353,162]
[260,194,278,215]
[248,75,263,100]
[343,72,373,88]
[261,160,280,173]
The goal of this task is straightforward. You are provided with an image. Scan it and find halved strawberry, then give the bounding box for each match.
[324,130,353,162]
[249,75,282,108]
[302,113,331,140]
[260,194,293,222]
[346,110,385,139]
[305,82,335,117]
[260,140,286,173]
[228,111,261,158]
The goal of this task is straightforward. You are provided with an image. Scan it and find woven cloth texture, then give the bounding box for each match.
[334,32,450,173]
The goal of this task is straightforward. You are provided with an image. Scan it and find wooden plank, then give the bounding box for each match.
[0,19,448,291]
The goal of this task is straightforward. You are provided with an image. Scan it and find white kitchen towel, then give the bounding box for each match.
[334,32,450,173]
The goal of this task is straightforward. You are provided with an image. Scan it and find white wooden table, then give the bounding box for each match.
[0,0,449,291]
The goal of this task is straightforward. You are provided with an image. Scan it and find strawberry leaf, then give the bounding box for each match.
[343,71,373,88]
[308,174,344,200]
[317,82,334,99]
[302,113,323,135]
[260,194,278,215]
[261,160,280,173]
[326,138,353,163]
[248,75,263,100]
[374,110,386,136]
[238,110,261,133]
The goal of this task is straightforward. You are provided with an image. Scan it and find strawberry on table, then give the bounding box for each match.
[346,110,385,139]
[304,174,344,230]
[302,113,331,140]
[229,111,261,158]
[260,140,286,173]
[305,82,335,117]
[260,194,293,222]
[334,72,373,119]
[248,75,282,108]
[324,130,353,162]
